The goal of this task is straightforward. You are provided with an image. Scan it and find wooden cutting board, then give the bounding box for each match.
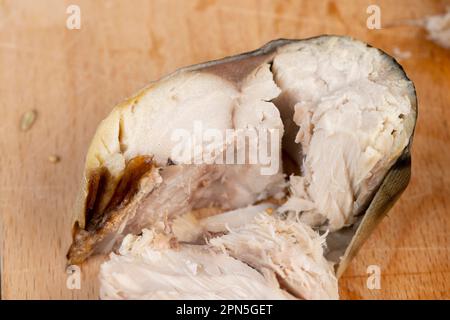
[1,0,449,299]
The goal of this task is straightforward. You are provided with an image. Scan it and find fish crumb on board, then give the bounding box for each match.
[48,155,61,163]
[393,47,412,60]
[20,110,37,131]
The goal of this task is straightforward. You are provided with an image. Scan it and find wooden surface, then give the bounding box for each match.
[1,0,449,300]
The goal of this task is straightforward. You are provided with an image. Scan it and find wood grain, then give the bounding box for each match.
[1,0,449,299]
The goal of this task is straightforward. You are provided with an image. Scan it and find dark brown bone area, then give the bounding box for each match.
[67,156,155,265]
[88,156,154,230]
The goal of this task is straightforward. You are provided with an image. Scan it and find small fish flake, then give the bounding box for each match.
[423,8,450,49]
[392,47,412,61]
[406,8,450,49]
[20,110,37,131]
[48,155,61,163]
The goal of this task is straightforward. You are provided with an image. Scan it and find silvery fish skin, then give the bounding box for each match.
[67,35,417,282]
